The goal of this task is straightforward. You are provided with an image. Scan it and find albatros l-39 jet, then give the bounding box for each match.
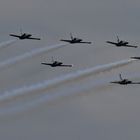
[131,57,140,60]
[106,36,138,48]
[41,57,73,67]
[110,74,140,85]
[9,29,41,40]
[60,33,92,44]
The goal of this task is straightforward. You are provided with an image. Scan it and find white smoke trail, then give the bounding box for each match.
[0,79,116,115]
[0,59,136,102]
[0,43,67,70]
[0,39,17,49]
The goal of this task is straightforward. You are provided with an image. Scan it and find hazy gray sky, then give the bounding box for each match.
[0,0,140,140]
[0,0,140,38]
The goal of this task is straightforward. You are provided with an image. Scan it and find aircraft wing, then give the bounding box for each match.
[125,44,138,48]
[80,42,92,44]
[60,39,71,43]
[59,64,73,67]
[41,62,52,66]
[28,37,41,40]
[9,34,21,38]
[106,41,117,45]
[110,81,120,84]
[130,82,140,84]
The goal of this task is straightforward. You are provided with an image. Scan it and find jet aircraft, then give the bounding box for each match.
[41,57,73,67]
[110,74,140,85]
[10,29,41,40]
[60,33,92,44]
[131,57,140,60]
[106,36,138,48]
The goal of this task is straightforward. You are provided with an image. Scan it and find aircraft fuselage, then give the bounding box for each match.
[116,41,129,46]
[51,61,63,67]
[70,38,82,43]
[119,80,132,85]
[19,33,32,39]
[60,37,91,44]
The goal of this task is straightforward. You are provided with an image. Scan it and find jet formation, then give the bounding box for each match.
[8,30,140,86]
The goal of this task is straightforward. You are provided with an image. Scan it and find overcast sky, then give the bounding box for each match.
[0,0,140,39]
[0,0,140,140]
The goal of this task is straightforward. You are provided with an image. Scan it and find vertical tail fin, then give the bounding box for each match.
[119,73,123,80]
[117,36,120,43]
[70,33,73,40]
[20,27,23,35]
[51,57,54,63]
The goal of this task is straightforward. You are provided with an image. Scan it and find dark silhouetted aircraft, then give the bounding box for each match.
[131,57,140,60]
[10,29,41,40]
[41,57,73,67]
[60,33,92,44]
[106,36,138,48]
[110,74,140,85]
